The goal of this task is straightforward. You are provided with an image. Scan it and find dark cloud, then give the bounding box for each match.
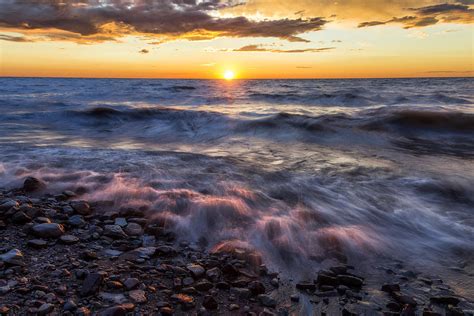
[358,2,473,29]
[0,0,327,43]
[139,48,149,54]
[0,34,35,42]
[233,44,334,53]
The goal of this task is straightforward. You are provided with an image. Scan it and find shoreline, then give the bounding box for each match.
[0,178,473,315]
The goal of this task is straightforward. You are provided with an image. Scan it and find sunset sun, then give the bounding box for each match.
[223,70,235,80]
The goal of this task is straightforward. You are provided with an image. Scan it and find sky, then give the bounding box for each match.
[0,0,473,79]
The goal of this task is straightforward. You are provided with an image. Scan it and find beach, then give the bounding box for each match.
[0,77,473,315]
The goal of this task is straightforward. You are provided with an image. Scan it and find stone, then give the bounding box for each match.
[99,292,128,304]
[60,234,80,244]
[23,177,46,192]
[392,292,417,306]
[206,267,221,282]
[290,294,300,302]
[104,225,128,239]
[430,296,460,305]
[382,283,400,293]
[0,199,18,212]
[187,264,205,278]
[114,218,127,227]
[75,307,91,316]
[31,223,65,238]
[63,299,77,311]
[129,289,147,303]
[316,273,338,286]
[27,239,48,249]
[258,294,277,308]
[37,303,54,315]
[71,201,91,215]
[229,304,240,310]
[124,278,140,290]
[248,281,265,296]
[124,223,143,236]
[171,293,195,310]
[0,249,24,266]
[98,304,135,316]
[195,280,213,291]
[68,215,86,227]
[296,281,316,291]
[203,295,218,310]
[337,275,363,288]
[11,211,31,224]
[80,273,103,296]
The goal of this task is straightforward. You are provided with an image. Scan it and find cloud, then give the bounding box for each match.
[233,44,334,53]
[358,2,473,28]
[0,34,35,42]
[0,0,327,43]
[139,49,149,54]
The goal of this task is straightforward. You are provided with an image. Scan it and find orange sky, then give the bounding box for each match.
[0,0,473,79]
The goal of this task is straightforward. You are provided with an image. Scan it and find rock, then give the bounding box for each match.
[316,273,338,286]
[124,223,143,236]
[37,303,54,315]
[229,304,240,310]
[0,248,24,266]
[99,292,128,304]
[187,264,205,278]
[296,281,316,291]
[11,211,31,224]
[171,293,195,310]
[63,299,77,311]
[258,294,277,308]
[0,199,18,212]
[222,263,239,278]
[202,295,218,310]
[119,247,156,261]
[60,234,79,244]
[68,215,86,227]
[124,278,140,290]
[230,287,251,299]
[103,225,128,239]
[80,273,103,296]
[430,296,460,305]
[392,292,417,306]
[27,239,48,249]
[382,283,400,293]
[290,294,300,302]
[75,307,91,316]
[23,177,46,192]
[195,280,213,291]
[98,304,135,316]
[248,281,266,296]
[31,223,65,238]
[114,218,127,227]
[159,307,174,315]
[129,289,147,303]
[71,201,91,215]
[337,275,363,288]
[206,267,221,282]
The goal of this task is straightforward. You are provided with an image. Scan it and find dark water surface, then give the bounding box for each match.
[0,77,473,297]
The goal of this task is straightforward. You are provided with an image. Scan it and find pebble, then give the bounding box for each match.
[60,234,80,244]
[31,223,65,238]
[129,289,147,303]
[27,239,48,249]
[71,201,91,215]
[124,278,140,290]
[103,225,128,239]
[80,273,103,297]
[0,248,24,266]
[187,264,205,278]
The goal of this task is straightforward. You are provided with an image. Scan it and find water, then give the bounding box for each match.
[0,77,473,296]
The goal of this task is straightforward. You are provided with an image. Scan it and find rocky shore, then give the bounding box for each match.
[0,177,473,315]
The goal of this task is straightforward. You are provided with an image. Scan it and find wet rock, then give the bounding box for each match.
[129,289,147,303]
[337,275,363,288]
[160,307,174,315]
[230,287,251,298]
[124,278,140,290]
[80,272,103,297]
[63,299,78,311]
[392,292,417,306]
[11,211,31,224]
[60,234,79,244]
[68,215,86,227]
[37,303,54,315]
[316,273,338,286]
[382,283,401,293]
[258,294,277,308]
[114,218,127,227]
[0,199,18,212]
[100,292,127,304]
[195,279,213,291]
[98,304,135,316]
[27,239,48,249]
[0,248,24,266]
[71,201,91,215]
[430,296,460,305]
[187,264,205,278]
[206,267,221,282]
[171,293,196,310]
[104,225,128,239]
[296,281,316,291]
[290,294,300,302]
[203,295,218,310]
[31,223,65,238]
[124,223,143,236]
[23,177,46,192]
[75,307,91,316]
[248,281,266,296]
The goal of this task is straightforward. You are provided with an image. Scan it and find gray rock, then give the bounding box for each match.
[60,234,79,244]
[124,278,139,290]
[103,225,128,239]
[31,223,65,238]
[99,292,128,304]
[129,289,147,303]
[187,264,205,278]
[114,218,127,227]
[23,177,46,192]
[68,215,86,227]
[0,199,18,212]
[71,201,91,215]
[11,211,31,224]
[63,299,77,311]
[27,239,48,249]
[258,294,277,307]
[0,249,24,266]
[37,303,54,315]
[124,223,143,236]
[80,273,103,297]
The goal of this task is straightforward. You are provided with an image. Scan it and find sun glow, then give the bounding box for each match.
[223,70,235,80]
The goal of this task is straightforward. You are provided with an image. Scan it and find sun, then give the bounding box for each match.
[223,70,235,80]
